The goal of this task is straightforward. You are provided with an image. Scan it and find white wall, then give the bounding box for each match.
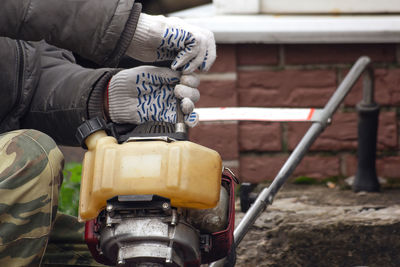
[213,0,400,14]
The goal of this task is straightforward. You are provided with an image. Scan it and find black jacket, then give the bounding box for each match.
[0,0,142,145]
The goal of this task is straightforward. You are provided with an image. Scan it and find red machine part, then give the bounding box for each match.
[200,173,235,264]
[85,219,114,266]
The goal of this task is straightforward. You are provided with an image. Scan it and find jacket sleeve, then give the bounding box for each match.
[0,0,141,67]
[21,43,119,146]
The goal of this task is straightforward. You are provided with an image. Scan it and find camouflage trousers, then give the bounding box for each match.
[0,129,106,267]
[41,213,106,267]
[0,129,64,266]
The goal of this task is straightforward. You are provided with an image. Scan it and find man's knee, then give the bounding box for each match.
[0,129,64,215]
[0,129,64,189]
[0,129,64,218]
[0,129,64,265]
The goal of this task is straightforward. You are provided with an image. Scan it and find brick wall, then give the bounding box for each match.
[189,43,400,183]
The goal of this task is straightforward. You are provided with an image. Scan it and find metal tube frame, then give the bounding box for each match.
[233,56,371,248]
[362,66,374,105]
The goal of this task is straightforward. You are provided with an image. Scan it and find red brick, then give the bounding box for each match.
[344,155,400,179]
[345,68,400,107]
[209,44,237,73]
[238,69,337,107]
[343,154,357,177]
[188,123,238,160]
[240,155,287,182]
[378,156,400,178]
[239,122,281,151]
[375,68,400,106]
[343,71,366,107]
[377,111,398,149]
[239,154,340,182]
[197,80,237,107]
[237,44,279,66]
[288,113,357,151]
[293,155,340,179]
[288,111,397,151]
[285,44,397,65]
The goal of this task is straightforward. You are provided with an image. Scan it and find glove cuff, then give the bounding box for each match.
[88,71,118,121]
[126,13,165,61]
[108,70,140,124]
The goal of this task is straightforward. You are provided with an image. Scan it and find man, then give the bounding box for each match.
[0,0,216,265]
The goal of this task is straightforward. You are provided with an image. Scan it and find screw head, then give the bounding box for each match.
[162,202,170,210]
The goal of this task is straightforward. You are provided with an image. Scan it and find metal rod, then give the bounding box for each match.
[175,100,186,134]
[233,56,371,247]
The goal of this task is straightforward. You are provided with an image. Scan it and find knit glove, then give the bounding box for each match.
[108,66,200,127]
[126,13,216,74]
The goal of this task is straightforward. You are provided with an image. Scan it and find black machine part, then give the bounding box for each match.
[239,183,258,213]
[119,121,187,142]
[75,117,108,148]
[76,118,188,148]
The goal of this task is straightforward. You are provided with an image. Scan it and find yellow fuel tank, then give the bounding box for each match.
[78,131,222,221]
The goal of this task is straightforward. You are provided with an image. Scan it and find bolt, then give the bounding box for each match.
[106,204,113,212]
[207,216,221,225]
[117,259,125,265]
[162,202,170,210]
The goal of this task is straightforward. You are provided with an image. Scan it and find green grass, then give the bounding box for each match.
[59,162,82,216]
[292,176,319,185]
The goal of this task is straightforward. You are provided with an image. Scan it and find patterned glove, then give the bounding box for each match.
[126,13,216,74]
[108,66,200,127]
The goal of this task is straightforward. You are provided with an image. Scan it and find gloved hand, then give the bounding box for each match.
[107,66,200,127]
[126,13,216,74]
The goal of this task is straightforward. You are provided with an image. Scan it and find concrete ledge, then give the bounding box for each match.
[235,184,400,266]
[171,4,400,43]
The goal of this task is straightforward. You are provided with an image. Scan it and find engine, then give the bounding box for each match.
[76,119,236,266]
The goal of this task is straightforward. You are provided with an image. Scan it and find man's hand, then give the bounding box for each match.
[107,66,200,127]
[126,14,216,74]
